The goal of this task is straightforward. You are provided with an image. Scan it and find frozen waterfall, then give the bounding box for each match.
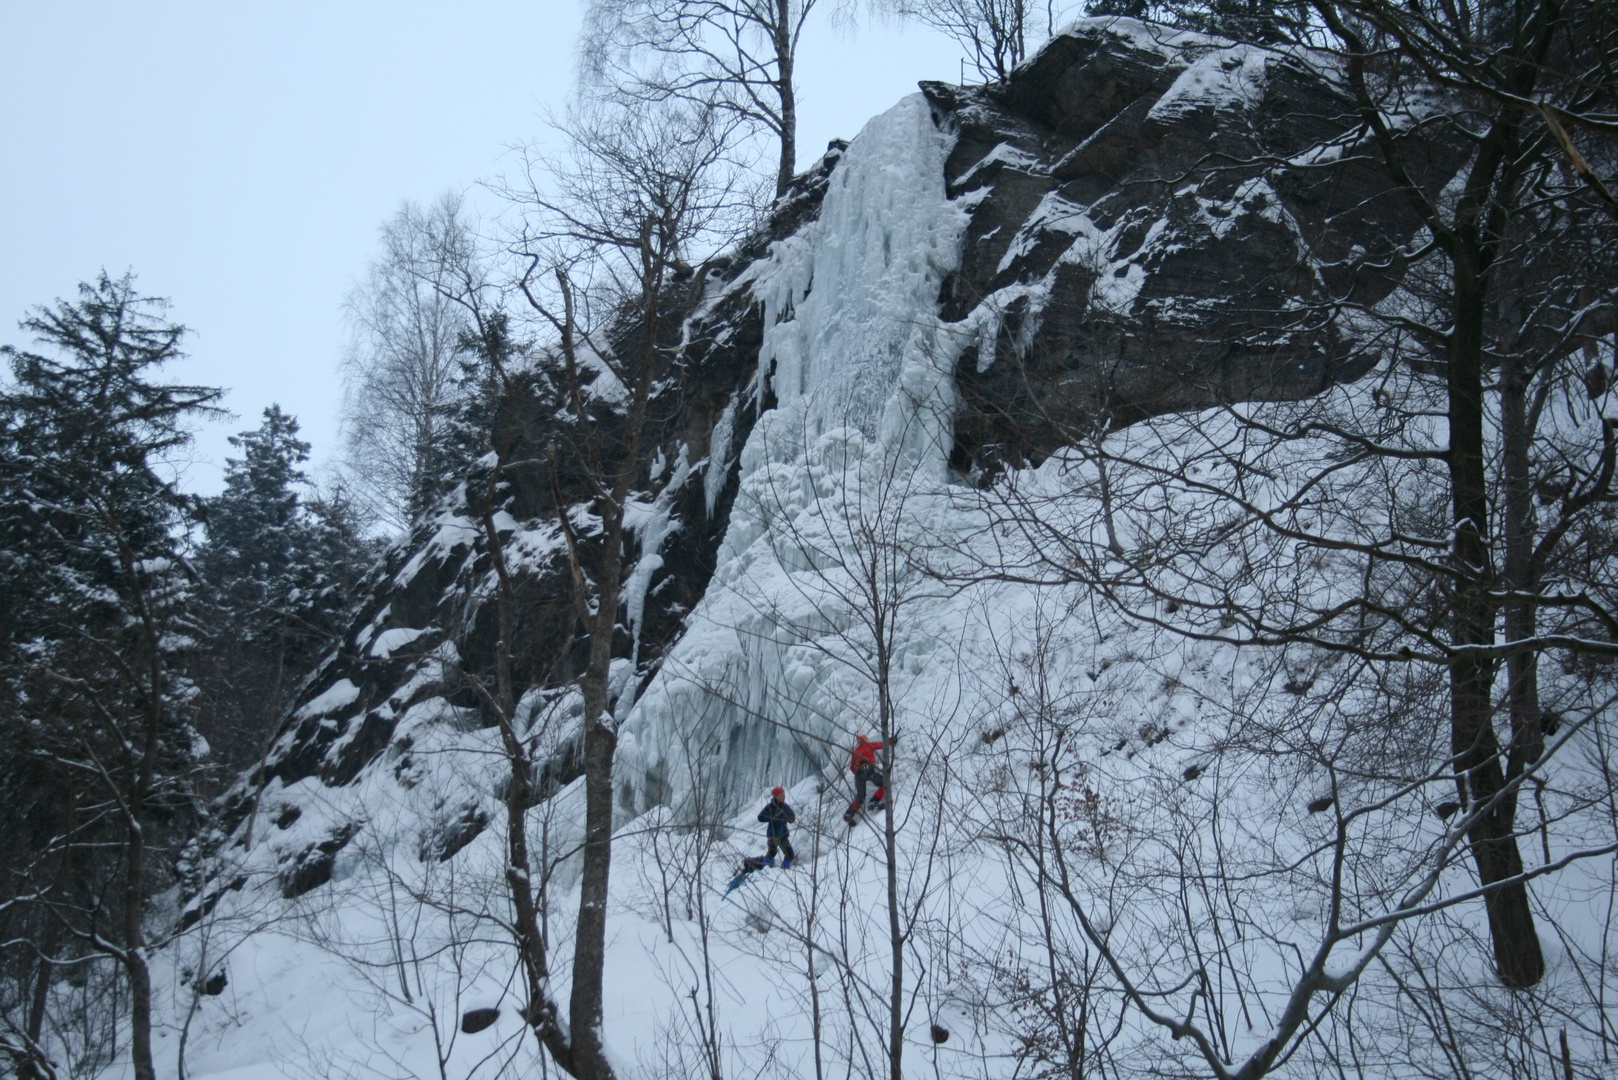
[616,93,969,820]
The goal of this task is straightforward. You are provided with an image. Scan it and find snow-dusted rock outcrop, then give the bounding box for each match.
[931,19,1455,473]
[156,22,1613,1080]
[241,20,1438,833]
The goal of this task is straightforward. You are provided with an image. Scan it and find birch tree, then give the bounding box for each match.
[342,192,488,532]
[580,0,830,197]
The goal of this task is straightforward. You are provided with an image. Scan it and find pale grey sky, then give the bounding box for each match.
[1,1,963,495]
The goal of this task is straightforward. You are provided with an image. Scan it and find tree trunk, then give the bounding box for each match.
[774,0,797,198]
[125,567,166,1080]
[478,447,576,1071]
[807,810,826,1080]
[569,693,619,1078]
[123,823,156,1080]
[570,553,624,1080]
[1448,250,1545,989]
[873,600,904,1080]
[17,930,56,1080]
[559,233,665,1080]
[1500,353,1546,785]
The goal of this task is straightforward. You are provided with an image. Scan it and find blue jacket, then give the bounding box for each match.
[758,800,795,838]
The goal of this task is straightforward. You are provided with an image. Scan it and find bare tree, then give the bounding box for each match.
[460,96,754,1080]
[952,0,1618,1001]
[624,721,735,1080]
[342,191,488,533]
[579,0,832,197]
[299,798,539,1080]
[1301,0,1618,990]
[957,296,1618,1075]
[958,603,1128,1079]
[944,560,1618,1080]
[887,0,1077,81]
[684,398,967,1079]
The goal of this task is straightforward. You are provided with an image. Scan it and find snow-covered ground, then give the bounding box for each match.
[90,51,1618,1080]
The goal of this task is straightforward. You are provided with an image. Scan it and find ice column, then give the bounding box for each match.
[616,93,969,821]
[751,92,969,476]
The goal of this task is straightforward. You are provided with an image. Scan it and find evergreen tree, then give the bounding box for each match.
[0,272,222,1080]
[206,404,309,596]
[193,407,376,772]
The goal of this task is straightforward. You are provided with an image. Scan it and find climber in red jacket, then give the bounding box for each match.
[844,733,888,824]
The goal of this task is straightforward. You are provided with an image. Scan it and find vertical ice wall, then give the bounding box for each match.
[750,93,970,476]
[616,94,969,818]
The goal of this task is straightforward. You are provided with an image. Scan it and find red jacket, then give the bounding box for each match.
[849,738,884,772]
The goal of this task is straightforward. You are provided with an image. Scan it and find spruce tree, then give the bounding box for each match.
[0,272,222,1080]
[193,407,376,771]
[206,404,309,597]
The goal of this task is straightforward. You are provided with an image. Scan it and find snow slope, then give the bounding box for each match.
[95,28,1618,1080]
[153,368,1618,1078]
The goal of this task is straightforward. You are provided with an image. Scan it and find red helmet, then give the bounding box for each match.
[856,734,869,743]
[771,786,785,798]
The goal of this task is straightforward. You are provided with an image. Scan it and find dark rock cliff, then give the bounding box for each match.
[931,20,1459,475]
[221,147,849,831]
[227,18,1448,839]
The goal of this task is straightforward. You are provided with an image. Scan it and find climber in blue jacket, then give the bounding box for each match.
[758,786,796,868]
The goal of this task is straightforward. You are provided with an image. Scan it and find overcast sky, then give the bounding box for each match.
[0,1,964,495]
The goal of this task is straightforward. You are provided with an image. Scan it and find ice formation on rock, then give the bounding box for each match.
[137,23,1618,1080]
[752,93,968,459]
[618,93,969,819]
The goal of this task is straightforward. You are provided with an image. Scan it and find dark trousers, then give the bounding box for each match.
[852,762,886,806]
[766,835,795,861]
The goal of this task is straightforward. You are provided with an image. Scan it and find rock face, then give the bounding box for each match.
[228,19,1446,852]
[930,20,1456,474]
[222,148,848,824]
[278,822,360,899]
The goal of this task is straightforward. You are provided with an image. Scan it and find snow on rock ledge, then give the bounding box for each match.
[931,17,1463,477]
[239,15,1449,845]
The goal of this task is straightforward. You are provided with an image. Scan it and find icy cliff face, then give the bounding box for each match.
[145,21,1618,1080]
[617,92,968,817]
[224,12,1443,880]
[751,93,967,463]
